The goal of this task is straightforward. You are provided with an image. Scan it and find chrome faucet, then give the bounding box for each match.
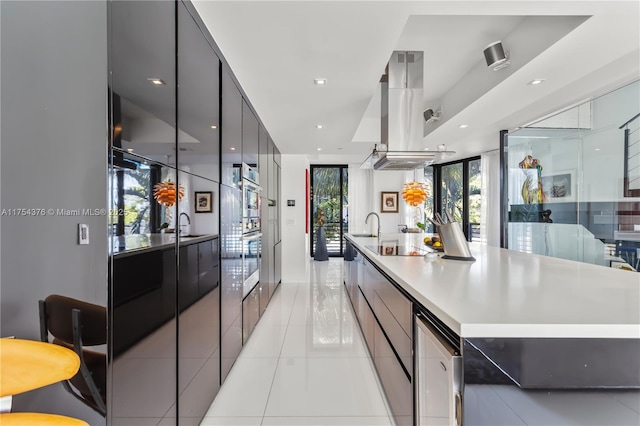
[179,212,191,233]
[365,212,380,237]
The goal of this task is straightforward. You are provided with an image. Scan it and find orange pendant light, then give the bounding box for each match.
[402,181,428,206]
[153,181,184,207]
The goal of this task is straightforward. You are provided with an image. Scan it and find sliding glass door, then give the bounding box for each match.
[310,165,348,257]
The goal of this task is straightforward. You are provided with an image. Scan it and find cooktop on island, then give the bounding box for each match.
[366,245,428,256]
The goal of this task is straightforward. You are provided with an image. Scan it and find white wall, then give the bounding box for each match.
[0,2,107,424]
[280,153,417,282]
[280,154,309,282]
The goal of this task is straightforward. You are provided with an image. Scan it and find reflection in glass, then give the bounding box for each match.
[469,159,482,241]
[441,163,463,223]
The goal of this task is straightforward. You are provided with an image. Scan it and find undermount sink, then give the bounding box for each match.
[350,233,377,238]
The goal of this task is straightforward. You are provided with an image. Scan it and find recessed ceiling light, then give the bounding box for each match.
[423,148,430,151]
[314,78,327,86]
[316,124,324,129]
[528,79,545,85]
[147,78,166,85]
[230,147,236,151]
[317,148,322,151]
[595,148,601,151]
[459,124,469,128]
[126,148,134,153]
[210,125,218,129]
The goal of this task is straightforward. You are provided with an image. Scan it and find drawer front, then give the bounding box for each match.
[373,318,413,426]
[374,275,413,337]
[373,292,412,378]
[357,288,375,356]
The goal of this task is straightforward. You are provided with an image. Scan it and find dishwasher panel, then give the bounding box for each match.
[416,313,463,426]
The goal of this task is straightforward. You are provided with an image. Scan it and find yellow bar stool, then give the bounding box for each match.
[0,338,89,426]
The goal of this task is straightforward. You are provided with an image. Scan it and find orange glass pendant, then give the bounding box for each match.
[153,181,184,207]
[402,181,427,206]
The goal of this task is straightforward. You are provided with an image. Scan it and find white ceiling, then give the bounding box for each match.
[193,1,639,162]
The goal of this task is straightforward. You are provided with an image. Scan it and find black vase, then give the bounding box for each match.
[314,226,329,261]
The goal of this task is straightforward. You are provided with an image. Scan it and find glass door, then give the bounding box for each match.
[310,165,348,257]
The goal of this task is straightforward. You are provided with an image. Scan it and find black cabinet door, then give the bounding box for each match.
[242,100,259,167]
[220,184,243,383]
[259,281,269,316]
[198,238,219,296]
[222,67,242,188]
[258,125,269,190]
[179,244,199,312]
[242,285,260,344]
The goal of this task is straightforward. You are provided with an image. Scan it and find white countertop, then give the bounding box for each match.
[112,233,217,257]
[346,233,640,339]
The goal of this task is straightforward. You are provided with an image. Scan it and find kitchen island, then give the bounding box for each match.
[344,233,640,426]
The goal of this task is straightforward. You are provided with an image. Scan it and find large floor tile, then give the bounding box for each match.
[265,357,389,417]
[261,416,393,426]
[199,417,263,426]
[110,418,161,426]
[280,325,368,358]
[204,357,278,417]
[238,324,287,358]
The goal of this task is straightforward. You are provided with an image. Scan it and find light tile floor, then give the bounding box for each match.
[202,258,392,426]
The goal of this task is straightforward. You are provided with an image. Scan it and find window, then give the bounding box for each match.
[427,156,481,241]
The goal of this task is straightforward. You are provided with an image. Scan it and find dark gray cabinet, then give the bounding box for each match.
[242,284,260,344]
[242,100,259,167]
[258,126,269,188]
[222,67,242,188]
[220,185,243,383]
[198,237,219,296]
[274,241,282,285]
[179,243,199,312]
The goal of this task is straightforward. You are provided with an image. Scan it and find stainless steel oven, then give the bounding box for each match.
[416,311,463,426]
[242,163,261,234]
[242,232,261,290]
[241,163,262,290]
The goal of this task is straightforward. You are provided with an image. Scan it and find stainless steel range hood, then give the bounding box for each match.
[363,51,452,170]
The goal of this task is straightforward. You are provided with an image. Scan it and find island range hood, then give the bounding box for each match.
[362,51,452,170]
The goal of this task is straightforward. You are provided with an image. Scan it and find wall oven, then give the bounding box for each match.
[242,163,261,235]
[242,163,262,290]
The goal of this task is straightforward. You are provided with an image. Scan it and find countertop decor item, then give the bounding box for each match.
[314,209,328,261]
[518,154,547,204]
[153,181,184,207]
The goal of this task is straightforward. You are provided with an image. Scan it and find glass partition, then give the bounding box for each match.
[505,80,640,271]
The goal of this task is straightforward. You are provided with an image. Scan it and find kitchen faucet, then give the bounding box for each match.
[365,212,380,237]
[179,212,191,233]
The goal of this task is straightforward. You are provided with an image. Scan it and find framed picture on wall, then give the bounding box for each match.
[195,191,213,213]
[541,171,575,202]
[381,191,399,213]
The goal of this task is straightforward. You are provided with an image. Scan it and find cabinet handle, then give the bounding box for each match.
[455,392,462,426]
[440,361,447,371]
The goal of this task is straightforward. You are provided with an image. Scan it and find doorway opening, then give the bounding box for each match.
[310,165,348,257]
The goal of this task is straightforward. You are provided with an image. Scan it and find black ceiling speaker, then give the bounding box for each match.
[484,41,510,71]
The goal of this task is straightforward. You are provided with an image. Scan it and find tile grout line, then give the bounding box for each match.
[260,281,302,425]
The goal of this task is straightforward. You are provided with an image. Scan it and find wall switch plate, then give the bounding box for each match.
[78,224,89,245]
[287,199,295,206]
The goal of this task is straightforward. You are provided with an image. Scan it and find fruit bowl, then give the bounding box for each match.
[423,236,444,252]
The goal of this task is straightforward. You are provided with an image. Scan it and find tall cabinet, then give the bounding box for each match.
[108,1,280,424]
